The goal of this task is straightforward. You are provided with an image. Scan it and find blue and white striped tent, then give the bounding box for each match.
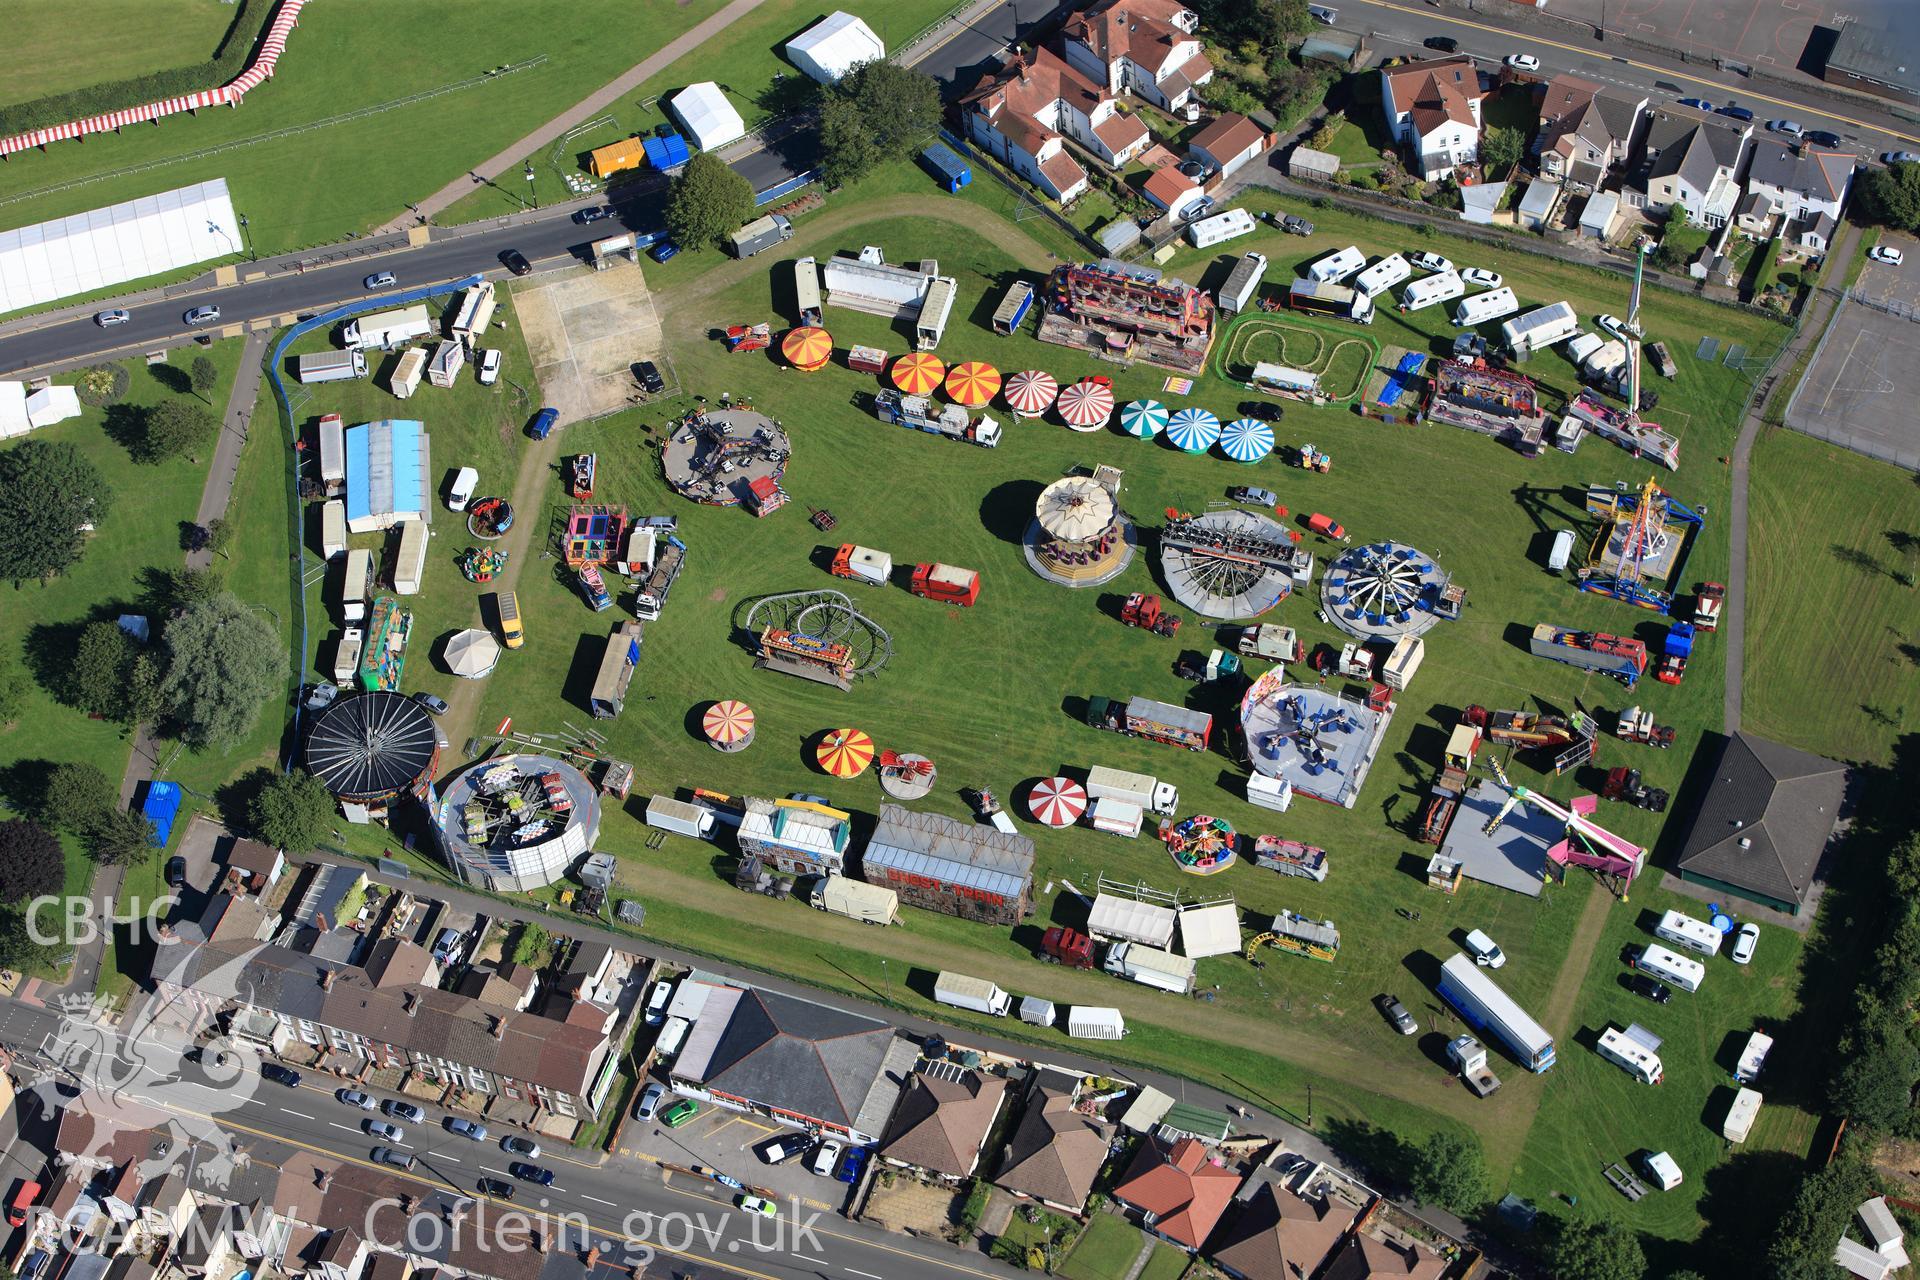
[1165,407,1220,454]
[1219,418,1275,464]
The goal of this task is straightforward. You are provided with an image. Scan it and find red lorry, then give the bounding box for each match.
[909,563,980,606]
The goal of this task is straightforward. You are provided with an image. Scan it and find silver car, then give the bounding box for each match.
[96,309,130,327]
[184,305,220,326]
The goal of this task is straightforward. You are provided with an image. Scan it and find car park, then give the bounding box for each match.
[446,1118,489,1141]
[364,272,397,289]
[572,206,614,225]
[165,855,187,888]
[501,249,533,276]
[477,1178,515,1200]
[754,1134,806,1165]
[1731,922,1760,965]
[1423,36,1458,52]
[383,1100,426,1124]
[1766,120,1802,137]
[1460,268,1502,290]
[413,692,449,716]
[1883,151,1920,166]
[1804,130,1843,148]
[1504,53,1540,72]
[1869,246,1904,265]
[260,1064,301,1086]
[1715,104,1754,122]
[662,1097,699,1128]
[810,1139,843,1177]
[1375,993,1417,1035]
[338,1089,375,1110]
[1626,973,1673,1004]
[737,1195,777,1217]
[1408,251,1453,274]
[184,305,221,326]
[509,1162,554,1186]
[365,1120,403,1141]
[477,349,502,386]
[501,1136,541,1158]
[96,309,130,327]
[1230,486,1281,508]
[372,1147,415,1170]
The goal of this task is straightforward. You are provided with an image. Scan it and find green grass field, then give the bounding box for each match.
[1743,426,1920,765]
[4,0,236,107]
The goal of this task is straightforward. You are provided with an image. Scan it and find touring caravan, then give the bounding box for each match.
[1596,1025,1664,1084]
[1218,252,1269,313]
[1308,246,1366,283]
[1453,286,1520,328]
[1635,943,1705,993]
[1352,254,1411,300]
[1187,208,1257,249]
[1655,909,1724,958]
[1402,270,1464,311]
[1502,301,1580,355]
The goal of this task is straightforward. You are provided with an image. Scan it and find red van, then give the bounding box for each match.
[8,1180,43,1227]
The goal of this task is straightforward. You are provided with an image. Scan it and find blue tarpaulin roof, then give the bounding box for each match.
[142,781,182,847]
[644,133,691,170]
[344,419,427,530]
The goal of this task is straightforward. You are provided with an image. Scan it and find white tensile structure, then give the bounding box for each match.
[0,178,242,313]
[667,83,747,151]
[785,11,885,83]
[0,382,82,438]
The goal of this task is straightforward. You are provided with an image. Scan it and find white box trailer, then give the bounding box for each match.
[1088,796,1145,838]
[1218,251,1269,313]
[1382,635,1424,690]
[318,413,346,488]
[1251,363,1321,398]
[1453,285,1520,328]
[1187,208,1257,249]
[1438,953,1555,1071]
[320,500,347,559]
[1548,529,1576,571]
[1565,331,1606,366]
[330,628,363,688]
[391,348,426,399]
[1596,1025,1664,1084]
[1402,270,1464,311]
[297,349,368,384]
[1656,909,1724,957]
[1017,995,1056,1027]
[1353,253,1411,300]
[344,304,433,350]
[915,276,957,350]
[1308,246,1366,283]
[1067,1006,1127,1039]
[1088,893,1177,949]
[1085,766,1177,815]
[1246,773,1293,811]
[1723,1087,1762,1143]
[645,795,715,839]
[1502,301,1580,354]
[814,874,898,925]
[393,520,428,595]
[1735,1031,1773,1083]
[1104,941,1196,994]
[1636,943,1705,992]
[335,548,372,623]
[450,281,496,346]
[428,340,466,388]
[934,972,1011,1017]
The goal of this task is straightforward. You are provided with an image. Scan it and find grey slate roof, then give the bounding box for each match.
[674,984,898,1130]
[1676,732,1847,907]
[1751,141,1855,203]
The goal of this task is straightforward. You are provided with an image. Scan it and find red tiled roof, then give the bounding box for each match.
[962,47,1109,138]
[1143,166,1199,209]
[1065,0,1198,76]
[1041,149,1089,195]
[1094,111,1150,157]
[1384,56,1481,136]
[1113,1136,1242,1250]
[1190,112,1265,161]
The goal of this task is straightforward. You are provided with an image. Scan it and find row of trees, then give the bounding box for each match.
[1857,160,1920,234]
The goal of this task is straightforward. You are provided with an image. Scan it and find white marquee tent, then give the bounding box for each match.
[0,178,241,313]
[0,381,82,438]
[667,83,747,152]
[786,11,886,83]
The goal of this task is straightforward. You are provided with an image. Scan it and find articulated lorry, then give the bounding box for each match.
[1529,624,1648,687]
[934,971,1011,1017]
[874,390,1001,447]
[1437,953,1555,1072]
[810,874,898,926]
[1086,695,1211,751]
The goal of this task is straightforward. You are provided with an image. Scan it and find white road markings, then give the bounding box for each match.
[580,1194,615,1206]
[282,1109,314,1119]
[846,1269,882,1278]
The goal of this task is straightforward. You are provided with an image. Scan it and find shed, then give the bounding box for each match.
[1143,167,1204,218]
[1097,218,1143,255]
[785,11,885,84]
[1461,180,1509,224]
[1177,902,1241,958]
[919,144,971,193]
[1675,732,1846,916]
[1120,1085,1174,1133]
[587,138,647,178]
[1517,181,1559,230]
[1188,113,1268,180]
[1579,191,1621,241]
[1287,146,1339,181]
[667,83,746,151]
[142,781,182,848]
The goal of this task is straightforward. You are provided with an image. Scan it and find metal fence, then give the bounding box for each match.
[1846,288,1920,323]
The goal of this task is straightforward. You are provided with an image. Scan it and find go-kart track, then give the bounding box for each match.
[1215,314,1375,402]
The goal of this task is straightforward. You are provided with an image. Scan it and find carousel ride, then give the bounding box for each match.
[1164,814,1238,875]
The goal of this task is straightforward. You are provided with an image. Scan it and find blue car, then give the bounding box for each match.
[647,240,679,264]
[1677,97,1713,112]
[529,407,559,440]
[834,1146,869,1185]
[509,1162,554,1186]
[1715,104,1754,122]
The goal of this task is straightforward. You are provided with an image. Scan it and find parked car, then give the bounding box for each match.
[446,1118,488,1141]
[184,305,221,326]
[647,240,679,263]
[1460,267,1502,290]
[660,1097,698,1128]
[1597,313,1633,340]
[1678,97,1714,112]
[1408,251,1454,273]
[1883,151,1920,165]
[754,1134,806,1165]
[372,1147,415,1170]
[1715,104,1754,122]
[96,309,130,327]
[1307,5,1337,23]
[364,271,397,290]
[644,979,675,1024]
[1229,485,1281,508]
[1869,246,1905,265]
[737,1195,777,1217]
[1236,401,1282,422]
[501,1135,541,1158]
[165,855,187,888]
[477,349,502,386]
[834,1146,869,1184]
[529,406,559,439]
[1804,130,1843,148]
[477,1178,515,1200]
[1766,119,1803,137]
[1504,53,1541,72]
[572,205,614,225]
[365,1120,403,1141]
[413,692,449,716]
[338,1089,375,1110]
[383,1100,426,1124]
[810,1139,844,1177]
[501,249,533,277]
[260,1064,301,1086]
[635,360,665,393]
[1279,213,1314,236]
[1423,35,1459,52]
[509,1162,554,1186]
[1179,196,1216,222]
[1730,922,1760,965]
[1375,993,1417,1035]
[1625,972,1673,1004]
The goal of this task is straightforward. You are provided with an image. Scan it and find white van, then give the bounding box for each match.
[1655,909,1723,958]
[1463,929,1506,968]
[1636,943,1705,993]
[1308,246,1366,283]
[448,467,479,512]
[655,1016,692,1061]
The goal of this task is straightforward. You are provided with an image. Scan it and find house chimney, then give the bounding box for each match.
[319,968,335,990]
[489,1015,505,1040]
[1738,837,1752,849]
[315,1170,333,1191]
[403,992,418,1017]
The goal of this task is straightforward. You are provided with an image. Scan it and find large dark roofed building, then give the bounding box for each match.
[1675,732,1847,915]
[1824,20,1920,106]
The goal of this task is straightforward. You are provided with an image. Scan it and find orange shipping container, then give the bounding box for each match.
[588,138,647,178]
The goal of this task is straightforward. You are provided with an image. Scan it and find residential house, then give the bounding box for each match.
[455,962,539,1012]
[1534,75,1646,185]
[1061,0,1212,112]
[1629,108,1751,226]
[1675,732,1847,916]
[1743,140,1854,252]
[1320,1232,1449,1280]
[878,1061,1007,1181]
[1111,1135,1242,1252]
[1143,166,1206,219]
[960,48,1151,205]
[1188,113,1269,181]
[1211,1165,1361,1280]
[993,1072,1111,1214]
[1379,57,1485,180]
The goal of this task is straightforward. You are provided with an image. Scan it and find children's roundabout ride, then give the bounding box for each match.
[1164,814,1238,875]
